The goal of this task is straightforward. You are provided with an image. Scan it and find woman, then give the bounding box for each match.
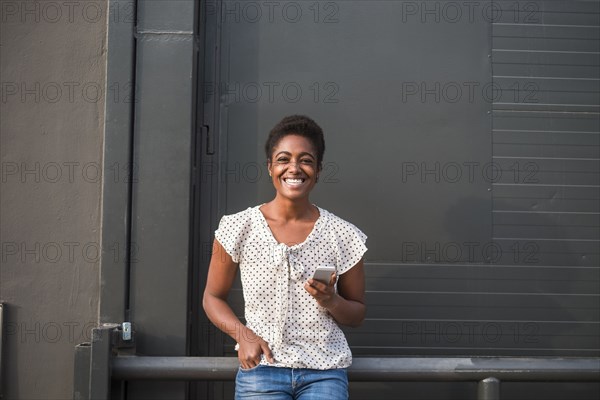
[203,115,367,399]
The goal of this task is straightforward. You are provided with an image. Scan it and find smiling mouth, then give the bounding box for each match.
[283,177,306,186]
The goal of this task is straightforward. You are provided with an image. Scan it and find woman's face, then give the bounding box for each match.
[268,134,320,201]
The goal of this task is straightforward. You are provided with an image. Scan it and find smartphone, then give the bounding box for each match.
[312,266,336,284]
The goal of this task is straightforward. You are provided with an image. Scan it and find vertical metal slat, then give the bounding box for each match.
[0,303,4,399]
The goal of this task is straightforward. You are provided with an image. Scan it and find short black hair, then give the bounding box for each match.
[265,115,325,169]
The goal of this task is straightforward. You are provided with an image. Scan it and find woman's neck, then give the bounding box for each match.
[264,196,317,222]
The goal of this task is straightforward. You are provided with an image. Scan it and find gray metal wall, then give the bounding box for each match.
[97,0,599,399]
[191,1,599,399]
[99,0,198,399]
[126,0,196,399]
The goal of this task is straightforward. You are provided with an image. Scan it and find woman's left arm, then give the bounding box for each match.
[304,259,365,327]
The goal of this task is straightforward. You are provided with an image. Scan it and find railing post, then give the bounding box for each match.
[74,343,92,399]
[89,324,118,400]
[478,377,500,400]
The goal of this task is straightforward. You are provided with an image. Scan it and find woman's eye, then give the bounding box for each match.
[277,158,289,163]
[301,159,313,164]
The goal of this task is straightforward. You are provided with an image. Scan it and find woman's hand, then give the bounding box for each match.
[304,261,366,327]
[304,273,341,310]
[237,326,275,369]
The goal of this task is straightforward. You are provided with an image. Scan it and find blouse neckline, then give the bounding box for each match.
[255,203,325,249]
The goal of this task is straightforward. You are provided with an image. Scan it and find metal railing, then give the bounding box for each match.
[74,325,600,400]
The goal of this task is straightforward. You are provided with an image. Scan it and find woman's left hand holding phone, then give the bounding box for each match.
[304,273,341,310]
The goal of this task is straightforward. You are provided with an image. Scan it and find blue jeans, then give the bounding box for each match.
[235,365,348,400]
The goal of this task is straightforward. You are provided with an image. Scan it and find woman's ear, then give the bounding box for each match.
[267,159,272,177]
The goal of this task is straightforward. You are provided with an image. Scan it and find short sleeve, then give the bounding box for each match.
[214,212,250,263]
[335,221,368,274]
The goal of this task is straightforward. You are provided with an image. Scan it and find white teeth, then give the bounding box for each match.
[284,178,304,185]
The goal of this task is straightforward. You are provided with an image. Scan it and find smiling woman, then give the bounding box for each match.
[268,134,319,206]
[203,115,368,400]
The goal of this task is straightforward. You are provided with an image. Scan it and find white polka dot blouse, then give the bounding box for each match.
[214,203,368,370]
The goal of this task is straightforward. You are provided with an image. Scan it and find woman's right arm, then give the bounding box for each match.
[202,239,274,368]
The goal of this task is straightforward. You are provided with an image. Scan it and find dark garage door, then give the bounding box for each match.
[192,1,599,399]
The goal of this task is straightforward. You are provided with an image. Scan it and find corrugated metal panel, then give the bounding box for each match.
[491,0,600,357]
